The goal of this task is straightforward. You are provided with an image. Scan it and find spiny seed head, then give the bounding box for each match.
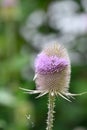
[20,43,85,100]
[34,43,71,94]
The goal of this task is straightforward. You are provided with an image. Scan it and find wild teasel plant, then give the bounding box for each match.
[20,43,86,130]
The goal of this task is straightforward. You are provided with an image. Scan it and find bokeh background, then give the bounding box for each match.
[0,0,87,130]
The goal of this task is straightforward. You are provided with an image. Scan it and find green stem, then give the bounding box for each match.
[5,21,16,57]
[46,92,55,130]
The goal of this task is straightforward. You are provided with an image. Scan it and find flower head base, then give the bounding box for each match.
[20,43,85,101]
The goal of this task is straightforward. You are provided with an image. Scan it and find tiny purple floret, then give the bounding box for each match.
[35,53,69,75]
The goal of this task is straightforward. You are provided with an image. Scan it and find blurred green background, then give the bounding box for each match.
[0,0,87,130]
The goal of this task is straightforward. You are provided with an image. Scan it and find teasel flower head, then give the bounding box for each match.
[1,0,20,21]
[21,43,85,101]
[20,43,87,130]
[1,0,17,7]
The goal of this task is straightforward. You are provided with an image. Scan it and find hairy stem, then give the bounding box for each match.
[46,92,55,130]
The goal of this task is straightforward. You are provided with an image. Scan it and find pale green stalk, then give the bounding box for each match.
[46,92,55,130]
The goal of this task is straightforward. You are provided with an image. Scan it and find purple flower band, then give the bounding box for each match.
[35,53,69,75]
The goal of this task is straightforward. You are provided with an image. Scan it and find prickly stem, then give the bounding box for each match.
[46,92,55,130]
